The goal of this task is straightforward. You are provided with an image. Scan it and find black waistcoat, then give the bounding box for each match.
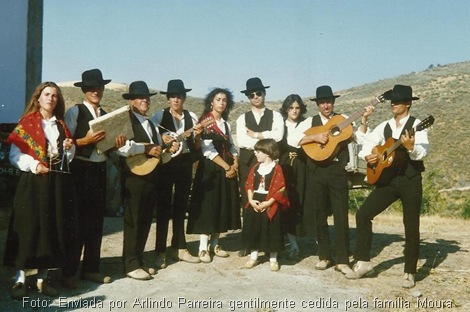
[73,104,107,158]
[244,109,274,132]
[158,108,196,154]
[384,116,425,178]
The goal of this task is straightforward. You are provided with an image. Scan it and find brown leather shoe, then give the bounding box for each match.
[126,268,152,281]
[402,273,415,288]
[314,259,333,270]
[212,245,229,258]
[177,249,201,263]
[335,264,353,275]
[244,259,258,269]
[345,261,374,279]
[11,282,27,300]
[199,250,211,263]
[37,280,58,297]
[81,272,112,284]
[142,266,157,275]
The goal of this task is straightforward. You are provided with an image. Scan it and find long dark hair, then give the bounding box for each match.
[21,82,66,120]
[201,88,234,121]
[279,94,307,121]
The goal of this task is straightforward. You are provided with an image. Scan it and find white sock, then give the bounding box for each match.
[270,252,278,263]
[15,270,26,284]
[210,233,220,250]
[199,235,209,252]
[250,251,258,261]
[37,269,48,284]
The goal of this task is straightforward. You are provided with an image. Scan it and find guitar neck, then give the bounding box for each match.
[386,128,416,155]
[338,97,381,130]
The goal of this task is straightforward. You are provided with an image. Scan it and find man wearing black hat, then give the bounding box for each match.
[150,79,203,265]
[115,81,164,280]
[235,77,284,257]
[292,85,374,274]
[346,85,429,289]
[64,68,126,285]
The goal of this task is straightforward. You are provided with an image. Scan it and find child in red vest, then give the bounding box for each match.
[241,139,290,271]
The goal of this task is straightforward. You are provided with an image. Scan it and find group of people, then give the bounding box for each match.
[4,67,430,300]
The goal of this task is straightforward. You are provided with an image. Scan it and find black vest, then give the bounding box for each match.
[244,109,274,132]
[384,116,425,178]
[239,109,274,166]
[73,104,107,158]
[158,108,196,154]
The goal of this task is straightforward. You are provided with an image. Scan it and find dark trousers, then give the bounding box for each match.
[355,174,422,274]
[67,159,106,274]
[122,174,157,273]
[155,154,192,253]
[311,163,350,264]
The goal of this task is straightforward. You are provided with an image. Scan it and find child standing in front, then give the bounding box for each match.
[242,139,289,271]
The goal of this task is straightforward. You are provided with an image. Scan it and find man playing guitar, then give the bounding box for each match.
[346,84,430,289]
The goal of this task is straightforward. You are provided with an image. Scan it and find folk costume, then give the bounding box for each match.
[187,112,241,235]
[150,80,200,256]
[64,68,112,278]
[118,112,160,274]
[355,100,428,275]
[4,112,76,271]
[278,118,306,236]
[242,162,289,253]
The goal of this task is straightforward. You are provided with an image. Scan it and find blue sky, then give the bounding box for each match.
[42,0,470,101]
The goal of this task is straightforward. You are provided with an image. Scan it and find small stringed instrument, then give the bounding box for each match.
[366,115,434,185]
[302,93,386,161]
[125,116,214,175]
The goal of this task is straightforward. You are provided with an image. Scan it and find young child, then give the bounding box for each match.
[241,139,290,271]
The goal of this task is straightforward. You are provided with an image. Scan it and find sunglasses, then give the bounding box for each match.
[247,91,264,99]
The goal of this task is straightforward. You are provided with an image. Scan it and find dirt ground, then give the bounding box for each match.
[0,209,469,312]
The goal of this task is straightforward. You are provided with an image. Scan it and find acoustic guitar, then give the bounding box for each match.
[302,93,386,161]
[125,116,215,175]
[366,115,435,185]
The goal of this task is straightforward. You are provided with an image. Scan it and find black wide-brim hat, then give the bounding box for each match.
[122,81,158,100]
[74,68,111,87]
[383,84,420,102]
[240,77,270,94]
[310,85,340,101]
[160,79,192,95]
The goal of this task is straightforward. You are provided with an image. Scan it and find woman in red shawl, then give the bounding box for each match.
[242,139,289,271]
[4,82,76,300]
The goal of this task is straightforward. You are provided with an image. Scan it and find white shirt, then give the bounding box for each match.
[150,109,198,154]
[201,118,238,160]
[116,111,163,157]
[235,107,284,150]
[9,116,76,173]
[358,115,429,161]
[64,101,107,162]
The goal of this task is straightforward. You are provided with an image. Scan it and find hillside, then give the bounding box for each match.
[59,61,470,216]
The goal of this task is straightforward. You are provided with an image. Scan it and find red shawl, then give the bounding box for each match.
[7,112,72,167]
[244,162,290,220]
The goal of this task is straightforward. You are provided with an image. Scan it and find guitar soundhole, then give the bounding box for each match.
[330,126,340,136]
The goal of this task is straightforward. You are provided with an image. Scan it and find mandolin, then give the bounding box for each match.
[125,116,214,175]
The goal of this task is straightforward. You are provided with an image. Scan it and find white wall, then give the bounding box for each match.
[0,0,28,123]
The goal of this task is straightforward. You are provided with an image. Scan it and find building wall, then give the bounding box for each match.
[0,0,43,123]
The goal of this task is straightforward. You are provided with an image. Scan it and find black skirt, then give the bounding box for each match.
[187,158,241,234]
[3,169,76,270]
[241,192,284,253]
